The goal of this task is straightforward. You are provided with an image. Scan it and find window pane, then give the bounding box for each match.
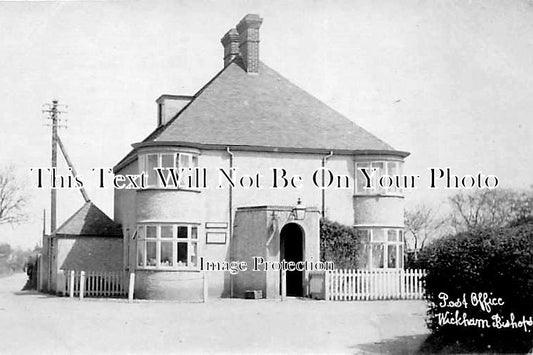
[399,245,404,268]
[371,161,384,171]
[358,244,369,268]
[137,225,145,239]
[387,162,397,193]
[146,241,157,266]
[190,242,197,267]
[191,227,198,240]
[137,241,145,266]
[371,244,384,268]
[372,229,386,242]
[177,242,188,266]
[161,241,173,266]
[160,154,175,187]
[397,163,403,193]
[387,245,397,268]
[138,156,146,176]
[192,156,198,167]
[387,161,397,176]
[387,230,397,242]
[146,226,157,239]
[358,229,370,243]
[399,230,404,242]
[179,154,190,168]
[356,162,370,193]
[371,162,384,193]
[147,154,158,186]
[161,154,174,168]
[161,226,173,238]
[177,226,188,239]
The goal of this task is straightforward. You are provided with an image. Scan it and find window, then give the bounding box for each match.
[146,154,158,187]
[139,152,199,188]
[358,228,404,269]
[136,224,199,269]
[355,160,403,195]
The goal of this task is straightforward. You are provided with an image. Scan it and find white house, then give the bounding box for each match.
[113,14,409,300]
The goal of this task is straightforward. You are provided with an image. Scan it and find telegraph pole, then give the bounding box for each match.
[51,101,57,233]
[42,100,67,233]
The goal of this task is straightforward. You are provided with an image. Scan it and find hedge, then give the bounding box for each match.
[320,219,363,269]
[418,221,533,353]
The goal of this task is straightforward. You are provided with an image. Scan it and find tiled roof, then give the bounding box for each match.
[53,202,122,238]
[145,58,399,152]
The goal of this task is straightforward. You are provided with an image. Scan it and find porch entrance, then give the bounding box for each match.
[280,223,304,297]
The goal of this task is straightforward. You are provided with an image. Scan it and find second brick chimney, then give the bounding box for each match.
[235,14,263,74]
[221,28,240,67]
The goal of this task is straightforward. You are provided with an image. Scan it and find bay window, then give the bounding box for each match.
[138,152,199,188]
[358,228,404,269]
[137,224,199,269]
[355,160,403,195]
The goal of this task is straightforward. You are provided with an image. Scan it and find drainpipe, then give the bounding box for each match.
[321,151,334,218]
[226,147,234,297]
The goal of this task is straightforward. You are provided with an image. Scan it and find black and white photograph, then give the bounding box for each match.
[0,1,531,354]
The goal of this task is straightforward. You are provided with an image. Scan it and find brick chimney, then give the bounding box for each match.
[221,28,240,67]
[236,14,263,74]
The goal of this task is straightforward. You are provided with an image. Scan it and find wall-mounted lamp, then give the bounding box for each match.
[293,198,306,220]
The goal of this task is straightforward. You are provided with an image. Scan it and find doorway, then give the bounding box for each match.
[280,223,304,297]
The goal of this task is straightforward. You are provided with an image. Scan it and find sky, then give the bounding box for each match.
[0,0,532,249]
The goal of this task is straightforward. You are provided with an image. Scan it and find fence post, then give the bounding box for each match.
[203,271,208,303]
[128,272,135,302]
[69,270,75,298]
[79,271,85,300]
[324,270,330,301]
[416,269,420,299]
[281,269,286,301]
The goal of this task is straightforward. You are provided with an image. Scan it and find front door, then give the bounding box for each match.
[280,223,304,296]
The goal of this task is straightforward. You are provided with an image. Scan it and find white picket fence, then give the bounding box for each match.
[63,270,128,298]
[317,269,426,301]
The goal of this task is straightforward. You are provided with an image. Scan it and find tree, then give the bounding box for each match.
[404,204,447,260]
[0,167,26,225]
[449,189,532,232]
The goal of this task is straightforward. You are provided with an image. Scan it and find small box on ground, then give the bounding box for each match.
[244,290,263,299]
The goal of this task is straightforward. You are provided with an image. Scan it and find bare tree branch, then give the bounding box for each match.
[404,204,448,258]
[449,189,532,232]
[0,167,27,225]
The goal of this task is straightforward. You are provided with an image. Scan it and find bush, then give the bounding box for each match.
[320,219,363,269]
[418,221,533,353]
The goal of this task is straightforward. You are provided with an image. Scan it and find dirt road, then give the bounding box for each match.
[0,273,428,354]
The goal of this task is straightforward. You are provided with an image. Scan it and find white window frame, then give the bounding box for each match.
[359,228,404,269]
[136,223,199,270]
[138,152,199,189]
[355,160,403,195]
